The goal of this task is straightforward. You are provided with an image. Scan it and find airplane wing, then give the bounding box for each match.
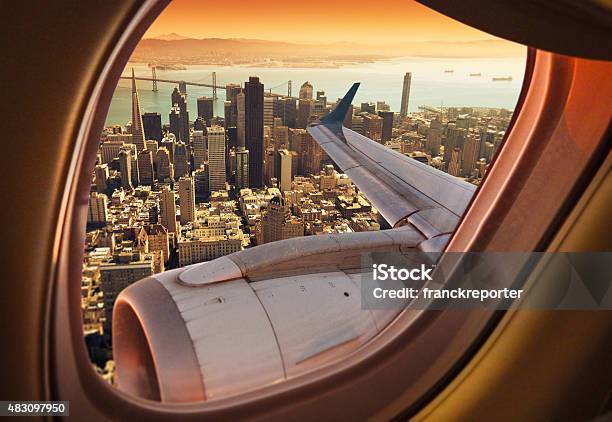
[307,83,476,239]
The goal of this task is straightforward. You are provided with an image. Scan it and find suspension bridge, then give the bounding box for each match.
[118,66,295,99]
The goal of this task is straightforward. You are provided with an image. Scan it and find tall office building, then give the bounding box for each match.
[159,186,177,234]
[260,196,304,244]
[426,118,443,156]
[277,149,292,192]
[87,192,108,224]
[155,147,173,182]
[169,105,181,141]
[130,69,146,152]
[173,140,189,179]
[363,114,383,142]
[118,147,133,189]
[197,97,214,125]
[461,134,480,176]
[171,87,189,143]
[178,176,196,225]
[192,130,207,170]
[94,164,109,194]
[99,140,124,164]
[447,147,462,176]
[145,224,170,263]
[142,112,162,142]
[244,77,264,188]
[225,83,242,127]
[299,81,313,100]
[378,111,394,142]
[297,99,313,129]
[236,92,246,148]
[137,149,154,185]
[207,126,226,192]
[264,96,275,127]
[100,252,154,333]
[400,72,412,119]
[194,164,210,203]
[235,147,249,189]
[283,97,297,128]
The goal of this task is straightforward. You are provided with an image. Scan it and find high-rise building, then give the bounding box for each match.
[100,252,154,332]
[235,147,249,189]
[194,164,210,203]
[169,105,181,141]
[236,91,246,148]
[299,81,313,100]
[225,83,242,127]
[400,72,412,119]
[171,87,189,143]
[130,69,146,152]
[260,196,304,244]
[297,99,313,129]
[244,77,264,188]
[192,130,207,170]
[142,112,162,142]
[197,97,214,125]
[87,192,108,224]
[155,147,173,182]
[426,118,443,156]
[277,149,292,192]
[207,126,226,191]
[378,111,394,142]
[145,224,170,263]
[363,114,383,142]
[448,147,462,176]
[159,186,177,234]
[118,147,133,189]
[173,140,189,179]
[283,97,297,128]
[145,140,158,155]
[264,95,275,127]
[461,134,480,176]
[178,176,196,225]
[94,164,109,194]
[99,140,124,164]
[137,149,154,185]
[361,102,376,114]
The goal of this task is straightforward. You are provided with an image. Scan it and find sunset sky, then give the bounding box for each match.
[144,0,501,44]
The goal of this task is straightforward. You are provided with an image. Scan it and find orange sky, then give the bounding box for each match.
[144,0,498,44]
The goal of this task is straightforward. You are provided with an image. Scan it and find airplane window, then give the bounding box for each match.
[81,0,526,400]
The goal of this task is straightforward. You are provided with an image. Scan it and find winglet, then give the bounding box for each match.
[320,82,360,125]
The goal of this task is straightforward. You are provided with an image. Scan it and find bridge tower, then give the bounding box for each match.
[288,80,292,97]
[212,71,217,100]
[151,66,158,92]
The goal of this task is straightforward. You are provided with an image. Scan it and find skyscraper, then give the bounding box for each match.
[297,99,313,129]
[264,95,275,127]
[171,87,189,143]
[178,176,196,225]
[142,112,162,142]
[277,149,292,192]
[169,105,181,141]
[197,97,214,125]
[194,165,210,203]
[236,91,246,148]
[363,114,383,142]
[400,72,412,119]
[130,69,146,152]
[235,147,249,189]
[207,126,226,192]
[299,81,313,100]
[159,186,177,234]
[155,147,173,183]
[87,192,108,224]
[118,147,132,189]
[173,140,189,179]
[137,149,154,186]
[192,130,207,170]
[225,83,242,127]
[378,110,394,142]
[244,77,264,188]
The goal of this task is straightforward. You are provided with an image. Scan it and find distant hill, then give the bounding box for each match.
[130,37,524,64]
[148,33,192,41]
